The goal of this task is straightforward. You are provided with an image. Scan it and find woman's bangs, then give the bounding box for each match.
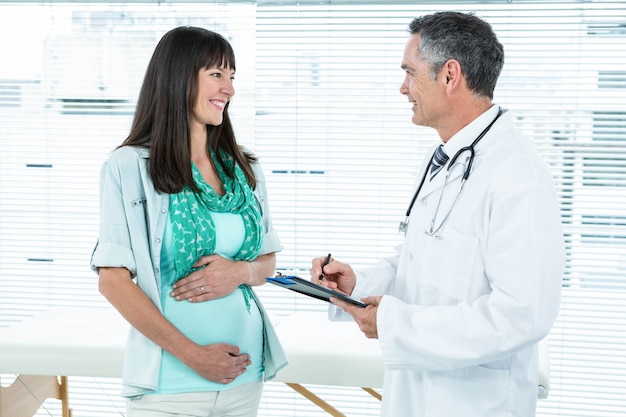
[201,34,236,71]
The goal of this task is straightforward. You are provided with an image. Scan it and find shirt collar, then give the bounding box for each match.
[442,104,500,158]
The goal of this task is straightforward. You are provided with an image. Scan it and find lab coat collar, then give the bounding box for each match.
[419,105,503,199]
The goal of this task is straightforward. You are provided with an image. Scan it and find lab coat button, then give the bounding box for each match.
[409,252,414,261]
[421,197,427,206]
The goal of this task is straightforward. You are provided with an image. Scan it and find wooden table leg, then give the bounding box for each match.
[59,376,72,417]
[0,375,72,417]
[361,387,382,401]
[285,383,346,417]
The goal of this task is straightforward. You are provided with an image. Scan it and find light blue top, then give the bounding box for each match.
[90,146,288,398]
[156,212,263,393]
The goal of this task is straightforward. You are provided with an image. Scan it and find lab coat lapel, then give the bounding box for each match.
[418,159,464,200]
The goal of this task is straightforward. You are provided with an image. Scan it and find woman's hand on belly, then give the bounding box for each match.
[182,342,251,384]
[171,254,247,302]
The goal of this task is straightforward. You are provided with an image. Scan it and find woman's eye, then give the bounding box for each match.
[211,72,221,78]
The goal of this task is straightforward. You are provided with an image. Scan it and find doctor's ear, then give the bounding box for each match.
[441,59,462,89]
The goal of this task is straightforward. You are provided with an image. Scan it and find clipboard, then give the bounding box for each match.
[265,275,367,308]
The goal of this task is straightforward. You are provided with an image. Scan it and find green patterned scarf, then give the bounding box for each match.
[169,149,263,307]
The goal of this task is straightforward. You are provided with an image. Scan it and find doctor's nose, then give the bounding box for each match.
[399,75,409,95]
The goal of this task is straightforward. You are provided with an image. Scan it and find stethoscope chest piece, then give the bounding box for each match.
[398,217,410,234]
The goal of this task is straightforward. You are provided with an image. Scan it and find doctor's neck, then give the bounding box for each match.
[436,98,493,142]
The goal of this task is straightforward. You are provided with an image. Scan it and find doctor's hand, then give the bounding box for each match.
[310,256,356,296]
[331,295,382,339]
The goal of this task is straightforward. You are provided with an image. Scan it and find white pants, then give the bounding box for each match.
[126,380,263,417]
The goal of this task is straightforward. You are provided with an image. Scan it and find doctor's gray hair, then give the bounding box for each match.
[408,11,504,99]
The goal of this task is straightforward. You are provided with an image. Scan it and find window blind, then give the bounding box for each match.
[1,1,625,416]
[257,3,626,416]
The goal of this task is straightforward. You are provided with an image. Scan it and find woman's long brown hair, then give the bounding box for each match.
[121,26,256,194]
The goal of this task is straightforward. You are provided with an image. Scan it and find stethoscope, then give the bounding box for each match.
[398,107,504,237]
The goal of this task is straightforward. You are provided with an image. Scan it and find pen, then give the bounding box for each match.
[318,253,332,284]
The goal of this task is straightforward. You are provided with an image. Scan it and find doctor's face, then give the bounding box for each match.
[399,34,447,130]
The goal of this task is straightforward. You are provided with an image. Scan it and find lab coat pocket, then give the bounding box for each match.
[417,225,479,300]
[427,365,511,416]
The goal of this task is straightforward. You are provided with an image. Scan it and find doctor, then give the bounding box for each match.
[311,11,564,417]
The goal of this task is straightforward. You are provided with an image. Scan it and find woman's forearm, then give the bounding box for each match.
[246,252,277,286]
[98,267,199,362]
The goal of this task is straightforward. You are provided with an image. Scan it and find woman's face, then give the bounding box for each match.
[190,65,235,128]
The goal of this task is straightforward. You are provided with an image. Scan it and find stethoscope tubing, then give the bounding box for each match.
[401,107,504,236]
[428,165,467,236]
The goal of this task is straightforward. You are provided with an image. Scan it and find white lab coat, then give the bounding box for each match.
[345,106,565,417]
